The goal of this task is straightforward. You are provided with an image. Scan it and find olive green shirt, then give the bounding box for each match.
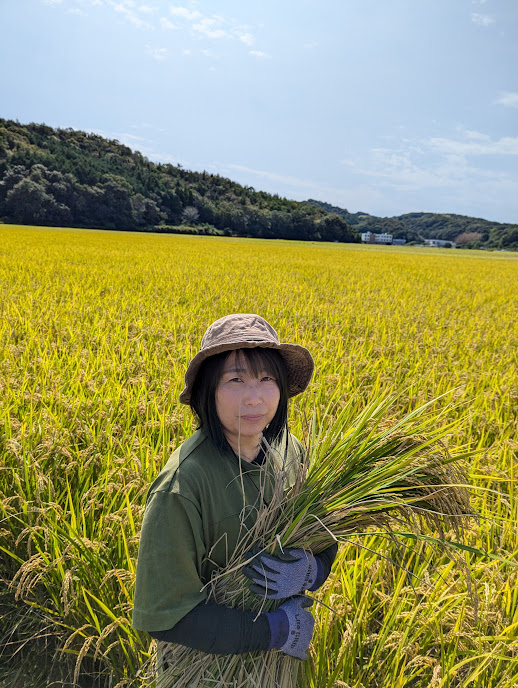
[132,429,303,632]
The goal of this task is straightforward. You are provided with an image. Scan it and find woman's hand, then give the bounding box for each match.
[265,596,315,660]
[243,548,320,599]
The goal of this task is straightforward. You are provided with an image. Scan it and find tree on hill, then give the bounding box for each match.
[0,119,360,244]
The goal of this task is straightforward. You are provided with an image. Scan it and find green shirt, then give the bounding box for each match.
[132,429,303,632]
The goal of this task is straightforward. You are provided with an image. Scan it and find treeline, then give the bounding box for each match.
[307,201,518,250]
[0,120,359,243]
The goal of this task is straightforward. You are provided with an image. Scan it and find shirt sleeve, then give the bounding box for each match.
[132,490,208,631]
[309,542,339,590]
[148,600,271,654]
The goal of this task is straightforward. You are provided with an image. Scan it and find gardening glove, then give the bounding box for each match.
[265,596,315,661]
[243,547,320,599]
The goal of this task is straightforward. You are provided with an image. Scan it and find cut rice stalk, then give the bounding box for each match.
[146,392,475,688]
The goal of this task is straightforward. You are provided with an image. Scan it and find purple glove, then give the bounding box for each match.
[243,548,320,599]
[266,596,315,660]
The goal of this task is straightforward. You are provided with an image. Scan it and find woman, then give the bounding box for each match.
[132,314,337,661]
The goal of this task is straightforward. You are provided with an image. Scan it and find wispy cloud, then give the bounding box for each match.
[340,130,518,195]
[145,45,168,60]
[249,50,271,59]
[84,128,151,148]
[169,6,202,21]
[217,162,379,212]
[428,133,518,157]
[167,6,260,50]
[338,133,518,220]
[192,18,228,39]
[110,1,153,29]
[41,0,264,55]
[239,33,255,46]
[225,164,320,190]
[159,17,177,29]
[495,92,518,109]
[471,12,495,26]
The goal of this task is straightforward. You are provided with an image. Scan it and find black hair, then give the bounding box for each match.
[189,347,289,453]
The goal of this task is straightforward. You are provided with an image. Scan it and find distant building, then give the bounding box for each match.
[392,238,407,246]
[424,239,456,248]
[361,231,393,244]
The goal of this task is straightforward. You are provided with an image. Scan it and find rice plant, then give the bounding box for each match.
[1,225,517,687]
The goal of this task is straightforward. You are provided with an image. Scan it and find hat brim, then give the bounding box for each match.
[179,341,314,405]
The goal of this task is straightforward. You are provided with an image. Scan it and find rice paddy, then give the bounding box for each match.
[1,224,517,688]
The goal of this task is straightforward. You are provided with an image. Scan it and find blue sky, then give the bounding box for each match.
[1,0,517,223]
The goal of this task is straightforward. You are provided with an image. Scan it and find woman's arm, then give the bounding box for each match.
[148,596,315,661]
[309,542,339,590]
[148,600,270,654]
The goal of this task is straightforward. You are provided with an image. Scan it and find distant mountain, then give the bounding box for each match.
[0,119,359,244]
[305,200,518,250]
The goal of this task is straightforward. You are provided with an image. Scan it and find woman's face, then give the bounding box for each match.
[215,350,281,446]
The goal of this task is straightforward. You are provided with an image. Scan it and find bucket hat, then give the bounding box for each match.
[179,313,314,404]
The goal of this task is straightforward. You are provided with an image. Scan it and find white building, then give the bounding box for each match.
[361,231,393,244]
[424,239,456,248]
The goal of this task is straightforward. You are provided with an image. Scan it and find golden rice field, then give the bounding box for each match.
[1,224,517,688]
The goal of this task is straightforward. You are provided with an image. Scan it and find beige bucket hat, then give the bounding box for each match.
[179,313,314,405]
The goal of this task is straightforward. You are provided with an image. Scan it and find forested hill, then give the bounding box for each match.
[306,200,518,250]
[0,119,358,243]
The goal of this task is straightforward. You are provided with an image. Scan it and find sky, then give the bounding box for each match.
[1,0,517,224]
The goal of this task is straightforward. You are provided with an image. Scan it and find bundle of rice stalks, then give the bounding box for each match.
[148,393,474,688]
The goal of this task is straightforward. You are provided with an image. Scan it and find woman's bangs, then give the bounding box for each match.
[233,348,286,381]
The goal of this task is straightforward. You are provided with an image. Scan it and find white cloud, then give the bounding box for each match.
[428,134,518,157]
[84,129,151,149]
[495,92,518,109]
[239,33,255,46]
[130,122,153,129]
[111,1,152,29]
[145,45,168,60]
[471,12,495,26]
[462,129,491,141]
[167,8,258,47]
[160,17,177,29]
[192,19,228,39]
[170,6,201,20]
[350,148,447,190]
[224,164,334,193]
[249,50,271,59]
[339,130,518,201]
[218,162,382,212]
[182,48,192,55]
[68,7,88,15]
[41,0,261,51]
[304,41,319,49]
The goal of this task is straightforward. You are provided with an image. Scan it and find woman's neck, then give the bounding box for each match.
[225,433,262,463]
